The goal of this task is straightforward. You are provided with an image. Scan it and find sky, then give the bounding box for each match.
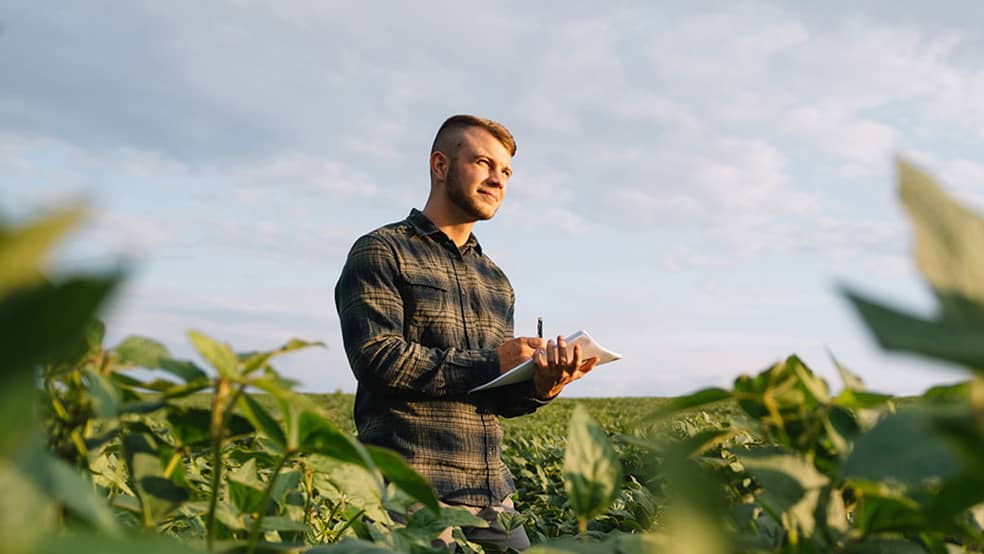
[3,1,984,397]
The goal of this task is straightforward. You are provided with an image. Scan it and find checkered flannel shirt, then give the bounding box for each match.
[335,209,550,507]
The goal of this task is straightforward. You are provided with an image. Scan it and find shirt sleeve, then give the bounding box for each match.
[335,234,501,397]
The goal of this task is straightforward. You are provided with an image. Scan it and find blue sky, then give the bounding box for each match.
[4,1,984,396]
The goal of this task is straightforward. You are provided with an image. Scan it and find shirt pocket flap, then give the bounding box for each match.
[403,268,451,291]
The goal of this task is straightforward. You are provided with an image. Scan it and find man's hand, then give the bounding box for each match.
[532,335,598,401]
[496,337,543,374]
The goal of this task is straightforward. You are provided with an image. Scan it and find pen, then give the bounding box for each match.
[537,317,543,339]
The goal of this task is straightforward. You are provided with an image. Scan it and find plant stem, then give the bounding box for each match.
[205,378,230,553]
[246,453,293,554]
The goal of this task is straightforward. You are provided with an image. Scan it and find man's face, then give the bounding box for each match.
[443,127,513,221]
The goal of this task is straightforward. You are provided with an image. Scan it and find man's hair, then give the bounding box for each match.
[431,114,517,157]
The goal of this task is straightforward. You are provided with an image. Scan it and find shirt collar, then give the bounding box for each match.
[406,208,483,255]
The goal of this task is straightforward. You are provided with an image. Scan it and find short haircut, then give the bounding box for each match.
[431,114,517,157]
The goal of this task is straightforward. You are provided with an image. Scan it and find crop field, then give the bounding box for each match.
[2,160,984,554]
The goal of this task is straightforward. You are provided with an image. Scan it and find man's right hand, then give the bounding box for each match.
[496,337,545,374]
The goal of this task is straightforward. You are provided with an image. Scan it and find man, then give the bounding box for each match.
[335,115,597,551]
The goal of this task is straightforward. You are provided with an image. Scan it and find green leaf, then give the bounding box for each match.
[650,387,732,418]
[0,275,121,375]
[845,409,962,485]
[228,480,265,516]
[562,404,623,523]
[833,389,894,410]
[17,448,122,536]
[159,359,209,382]
[240,338,325,375]
[366,445,440,514]
[165,408,212,446]
[845,537,930,554]
[789,355,830,403]
[113,335,171,369]
[925,472,984,525]
[828,349,867,392]
[739,447,829,538]
[0,205,85,296]
[297,410,374,469]
[260,515,310,532]
[188,330,240,379]
[304,538,398,553]
[844,288,984,370]
[84,368,121,419]
[851,483,927,535]
[897,158,984,318]
[41,531,203,554]
[238,394,287,449]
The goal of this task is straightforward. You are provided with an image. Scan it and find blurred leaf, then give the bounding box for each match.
[260,515,309,532]
[159,359,209,382]
[297,410,373,469]
[0,275,122,375]
[920,381,970,404]
[366,445,440,514]
[666,428,737,459]
[789,355,830,404]
[166,408,212,446]
[41,531,203,554]
[925,472,984,525]
[18,448,122,536]
[844,289,984,370]
[650,387,732,419]
[0,205,84,296]
[113,336,171,369]
[845,409,962,485]
[84,368,121,419]
[833,389,894,410]
[740,447,828,537]
[845,537,930,553]
[851,482,926,535]
[828,349,866,392]
[229,481,264,516]
[188,330,240,379]
[238,394,287,449]
[897,158,984,319]
[240,338,325,375]
[563,404,623,524]
[304,538,398,553]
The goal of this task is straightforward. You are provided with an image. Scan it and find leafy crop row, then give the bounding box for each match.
[3,159,984,553]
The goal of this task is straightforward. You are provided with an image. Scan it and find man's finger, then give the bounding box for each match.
[546,338,557,366]
[557,336,568,366]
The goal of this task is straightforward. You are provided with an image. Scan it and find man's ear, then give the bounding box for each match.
[430,151,449,182]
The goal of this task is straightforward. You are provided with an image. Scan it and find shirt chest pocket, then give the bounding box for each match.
[402,267,456,330]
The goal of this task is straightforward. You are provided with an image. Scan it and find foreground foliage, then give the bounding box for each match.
[2,158,984,553]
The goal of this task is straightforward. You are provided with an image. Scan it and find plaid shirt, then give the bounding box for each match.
[335,209,549,507]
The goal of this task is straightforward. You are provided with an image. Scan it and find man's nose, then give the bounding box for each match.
[487,169,506,188]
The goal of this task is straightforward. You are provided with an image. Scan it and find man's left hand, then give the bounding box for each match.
[532,335,599,400]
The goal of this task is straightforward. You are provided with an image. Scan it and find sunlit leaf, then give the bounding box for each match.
[0,205,85,296]
[650,388,732,418]
[563,404,623,524]
[238,393,287,449]
[188,330,240,379]
[367,445,440,514]
[897,158,984,319]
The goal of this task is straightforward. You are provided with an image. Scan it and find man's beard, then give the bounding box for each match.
[446,159,496,221]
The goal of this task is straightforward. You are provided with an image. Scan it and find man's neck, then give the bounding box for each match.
[421,205,476,247]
